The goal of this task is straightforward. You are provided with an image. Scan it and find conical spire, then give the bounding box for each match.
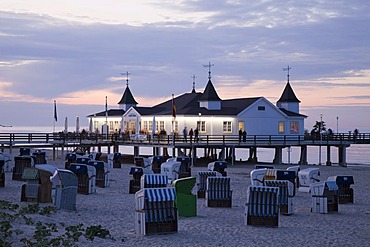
[199,79,221,101]
[277,82,300,103]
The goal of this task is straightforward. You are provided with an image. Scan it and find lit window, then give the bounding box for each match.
[197,121,206,132]
[223,121,232,133]
[160,121,165,130]
[278,121,285,134]
[143,121,148,131]
[290,121,299,133]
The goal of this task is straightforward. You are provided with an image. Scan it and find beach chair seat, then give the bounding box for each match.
[141,174,168,189]
[69,164,96,194]
[51,169,78,210]
[245,186,280,227]
[0,160,5,187]
[88,160,110,188]
[32,150,48,164]
[311,181,338,213]
[298,168,320,193]
[12,155,35,181]
[20,167,53,203]
[206,177,232,207]
[135,187,178,235]
[196,171,222,198]
[173,177,197,217]
[327,176,354,204]
[264,180,294,215]
[250,168,267,186]
[129,167,144,194]
[207,161,227,176]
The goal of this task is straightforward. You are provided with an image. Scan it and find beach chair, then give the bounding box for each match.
[250,168,267,186]
[245,186,280,227]
[0,160,4,187]
[21,167,53,203]
[327,176,354,204]
[0,153,13,172]
[51,169,78,210]
[161,160,181,184]
[264,169,278,181]
[12,155,35,181]
[69,163,96,195]
[35,164,58,200]
[65,153,78,170]
[264,180,294,215]
[109,152,121,168]
[140,174,168,189]
[129,167,144,194]
[76,157,91,165]
[298,168,320,193]
[196,171,222,198]
[176,156,191,178]
[276,170,297,196]
[311,181,338,213]
[255,164,275,170]
[135,187,178,235]
[206,177,232,207]
[207,161,227,176]
[173,177,197,217]
[32,150,48,164]
[88,160,110,188]
[287,165,300,189]
[149,156,163,174]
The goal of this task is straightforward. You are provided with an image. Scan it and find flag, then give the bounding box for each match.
[54,100,57,122]
[172,94,176,118]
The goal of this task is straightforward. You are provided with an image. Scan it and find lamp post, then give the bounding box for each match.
[336,116,339,134]
[319,114,323,165]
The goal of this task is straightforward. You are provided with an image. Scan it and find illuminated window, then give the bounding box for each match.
[160,121,165,130]
[279,121,285,134]
[223,121,232,133]
[290,121,299,133]
[197,121,206,132]
[143,121,148,131]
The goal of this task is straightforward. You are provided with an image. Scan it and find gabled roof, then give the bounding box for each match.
[87,109,125,117]
[117,86,138,105]
[277,82,301,103]
[198,79,221,101]
[279,108,307,118]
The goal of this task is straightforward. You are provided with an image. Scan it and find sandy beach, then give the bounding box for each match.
[1,151,370,247]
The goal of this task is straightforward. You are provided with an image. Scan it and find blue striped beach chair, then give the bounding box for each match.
[311,181,339,214]
[51,169,78,210]
[327,176,354,204]
[196,171,221,198]
[69,163,96,195]
[245,186,280,227]
[141,174,168,188]
[135,187,178,235]
[88,160,110,188]
[206,177,232,207]
[264,180,294,215]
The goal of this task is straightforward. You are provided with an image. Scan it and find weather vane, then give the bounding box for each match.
[191,74,197,91]
[282,66,292,83]
[120,71,131,86]
[203,62,214,80]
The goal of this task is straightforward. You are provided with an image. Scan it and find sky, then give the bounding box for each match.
[0,0,369,133]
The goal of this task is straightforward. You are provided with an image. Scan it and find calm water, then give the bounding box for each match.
[2,126,370,165]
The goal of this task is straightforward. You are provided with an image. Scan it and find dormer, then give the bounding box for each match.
[276,82,300,114]
[198,79,221,110]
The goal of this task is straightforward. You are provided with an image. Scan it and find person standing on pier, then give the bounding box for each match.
[189,128,193,143]
[183,127,188,142]
[194,128,199,143]
[239,129,243,142]
[242,130,247,142]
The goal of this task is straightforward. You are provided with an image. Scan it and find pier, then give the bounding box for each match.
[1,132,370,166]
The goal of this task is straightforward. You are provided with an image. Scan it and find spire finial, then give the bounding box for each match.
[191,74,197,91]
[282,66,292,83]
[203,62,214,80]
[121,71,131,86]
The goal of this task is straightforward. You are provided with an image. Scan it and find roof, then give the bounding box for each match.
[117,86,138,105]
[279,108,307,118]
[277,82,301,103]
[198,79,221,101]
[87,109,125,117]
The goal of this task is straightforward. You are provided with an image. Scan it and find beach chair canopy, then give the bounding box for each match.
[327,176,354,185]
[144,187,176,202]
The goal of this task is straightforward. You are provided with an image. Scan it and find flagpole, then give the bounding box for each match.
[172,94,176,157]
[53,100,57,133]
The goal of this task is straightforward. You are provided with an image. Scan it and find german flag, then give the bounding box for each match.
[172,94,176,119]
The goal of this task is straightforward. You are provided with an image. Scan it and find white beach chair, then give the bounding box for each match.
[51,169,78,210]
[250,168,267,186]
[311,181,338,213]
[298,168,320,193]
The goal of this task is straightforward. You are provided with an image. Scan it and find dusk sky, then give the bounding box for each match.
[0,1,369,133]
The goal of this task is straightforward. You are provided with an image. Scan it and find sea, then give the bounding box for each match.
[1,126,370,166]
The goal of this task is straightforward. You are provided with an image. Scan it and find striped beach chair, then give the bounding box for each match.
[327,176,354,204]
[276,170,297,196]
[141,174,168,188]
[196,171,222,198]
[206,177,232,207]
[88,160,110,188]
[264,180,294,215]
[12,155,35,181]
[311,181,339,214]
[207,161,227,176]
[69,164,96,195]
[21,167,53,203]
[135,187,178,235]
[245,186,280,227]
[32,150,48,164]
[51,169,78,210]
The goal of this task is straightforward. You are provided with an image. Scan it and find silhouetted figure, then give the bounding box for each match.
[183,127,188,142]
[194,128,199,143]
[189,128,193,143]
[242,130,247,142]
[239,129,243,142]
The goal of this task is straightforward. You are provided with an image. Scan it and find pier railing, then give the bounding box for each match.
[1,132,370,147]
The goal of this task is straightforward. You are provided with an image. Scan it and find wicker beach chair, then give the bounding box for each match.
[311,181,339,213]
[173,177,197,217]
[65,153,77,170]
[140,174,168,189]
[12,155,35,181]
[21,167,53,203]
[298,168,320,193]
[88,160,110,188]
[207,161,227,176]
[32,150,48,164]
[327,176,354,204]
[149,156,163,174]
[264,180,294,215]
[135,187,178,235]
[69,163,96,194]
[51,169,78,210]
[0,160,4,187]
[245,186,280,227]
[196,171,222,198]
[250,168,267,186]
[206,176,232,207]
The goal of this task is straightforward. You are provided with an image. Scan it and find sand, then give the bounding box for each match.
[1,151,370,247]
